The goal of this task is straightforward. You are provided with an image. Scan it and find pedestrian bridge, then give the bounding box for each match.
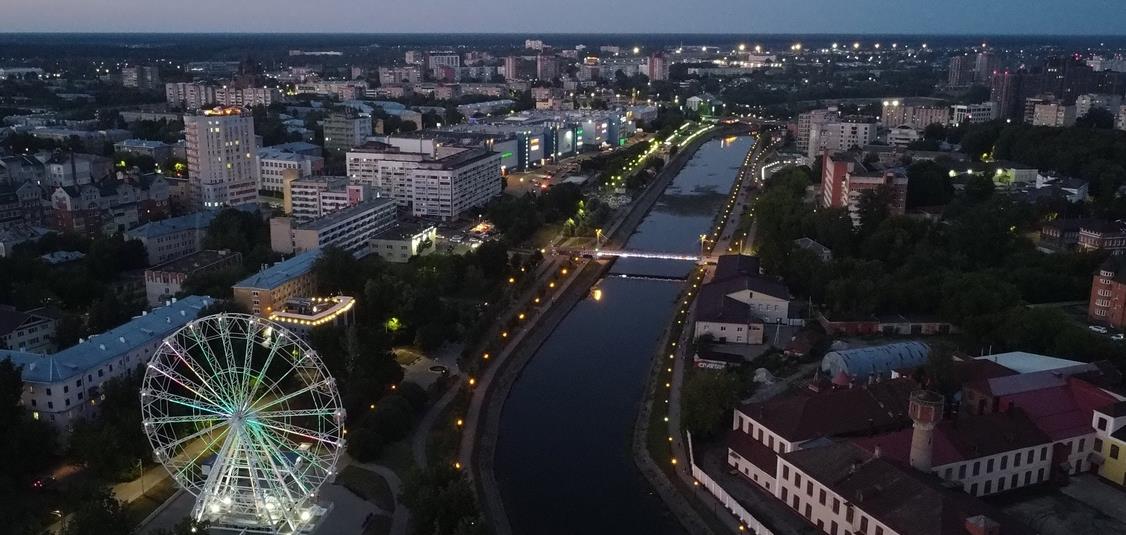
[562,248,710,262]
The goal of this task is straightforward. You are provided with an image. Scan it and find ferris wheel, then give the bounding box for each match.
[140,313,346,534]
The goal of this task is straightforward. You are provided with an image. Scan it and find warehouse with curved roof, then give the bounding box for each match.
[821,341,930,380]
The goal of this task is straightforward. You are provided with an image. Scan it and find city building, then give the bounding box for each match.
[1031,102,1077,127]
[974,51,999,85]
[165,82,216,110]
[1,296,212,427]
[772,441,1032,535]
[949,102,998,127]
[1091,401,1126,485]
[535,55,559,80]
[693,255,793,344]
[1090,255,1126,328]
[121,65,161,89]
[255,148,324,195]
[183,107,257,208]
[821,151,908,225]
[143,249,241,306]
[1076,94,1123,119]
[267,296,355,337]
[808,120,876,161]
[880,100,950,130]
[1078,220,1126,254]
[369,221,438,263]
[284,176,369,222]
[346,141,501,220]
[269,197,396,256]
[648,52,669,81]
[820,342,930,381]
[232,249,320,316]
[0,305,60,353]
[948,54,975,87]
[114,139,173,165]
[48,174,171,236]
[124,210,219,264]
[378,66,422,86]
[322,110,373,152]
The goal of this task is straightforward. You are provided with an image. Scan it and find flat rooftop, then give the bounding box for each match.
[146,249,240,274]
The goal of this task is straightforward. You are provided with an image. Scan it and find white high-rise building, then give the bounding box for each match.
[255,148,324,195]
[809,121,876,160]
[1076,94,1123,119]
[184,108,257,208]
[949,102,997,126]
[796,108,839,159]
[346,142,500,220]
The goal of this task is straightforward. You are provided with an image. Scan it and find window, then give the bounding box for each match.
[1095,438,1104,452]
[831,521,839,535]
[1000,456,1007,470]
[1014,451,1022,467]
[1038,468,1045,481]
[1079,439,1086,452]
[846,507,854,522]
[860,517,869,534]
[944,467,953,479]
[987,459,994,473]
[958,465,966,478]
[1011,473,1019,488]
[781,465,788,480]
[819,489,826,505]
[795,473,801,486]
[1024,471,1031,486]
[807,481,813,496]
[973,461,980,476]
[1112,445,1121,459]
[876,528,883,535]
[1027,450,1034,464]
[46,388,52,396]
[1041,447,1048,461]
[804,504,812,518]
[1098,417,1108,431]
[984,480,992,494]
[48,401,53,409]
[998,477,1005,491]
[832,497,840,514]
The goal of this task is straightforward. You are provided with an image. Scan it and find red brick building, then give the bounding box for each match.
[1089,256,1126,328]
[821,151,908,226]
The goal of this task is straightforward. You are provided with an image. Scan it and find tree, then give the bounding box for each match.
[401,466,486,535]
[682,371,741,440]
[313,245,364,295]
[1075,107,1115,129]
[856,186,895,235]
[905,160,954,208]
[60,486,133,535]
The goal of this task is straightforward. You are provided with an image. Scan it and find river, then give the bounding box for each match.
[494,135,755,534]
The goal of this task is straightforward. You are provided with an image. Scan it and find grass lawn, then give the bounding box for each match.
[336,466,396,514]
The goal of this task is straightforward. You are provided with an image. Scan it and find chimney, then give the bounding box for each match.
[964,515,1001,535]
[908,390,944,472]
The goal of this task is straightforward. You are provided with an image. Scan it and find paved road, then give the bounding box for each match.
[411,381,461,469]
[345,457,410,535]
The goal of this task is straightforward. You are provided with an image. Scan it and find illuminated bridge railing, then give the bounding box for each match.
[584,249,702,262]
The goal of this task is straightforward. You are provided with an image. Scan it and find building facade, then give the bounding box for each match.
[184,108,257,208]
[269,197,397,256]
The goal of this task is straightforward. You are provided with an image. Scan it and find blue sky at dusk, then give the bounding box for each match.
[2,0,1124,34]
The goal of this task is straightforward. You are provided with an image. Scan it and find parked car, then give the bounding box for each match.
[1113,334,1124,341]
[1089,325,1109,334]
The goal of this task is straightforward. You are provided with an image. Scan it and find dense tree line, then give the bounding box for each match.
[752,165,1124,365]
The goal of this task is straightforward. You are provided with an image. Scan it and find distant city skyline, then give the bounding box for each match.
[2,0,1126,35]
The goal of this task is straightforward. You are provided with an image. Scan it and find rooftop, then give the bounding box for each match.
[372,220,436,241]
[146,249,240,275]
[125,211,218,239]
[783,442,1032,535]
[0,296,211,384]
[854,408,1051,466]
[738,377,917,443]
[973,352,1086,375]
[294,197,396,232]
[233,249,320,291]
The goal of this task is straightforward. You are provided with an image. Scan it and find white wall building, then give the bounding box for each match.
[183,108,257,208]
[255,148,323,194]
[949,102,997,127]
[3,296,211,427]
[270,197,397,256]
[346,142,500,220]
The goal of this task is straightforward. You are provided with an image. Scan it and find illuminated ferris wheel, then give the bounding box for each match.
[140,313,345,534]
